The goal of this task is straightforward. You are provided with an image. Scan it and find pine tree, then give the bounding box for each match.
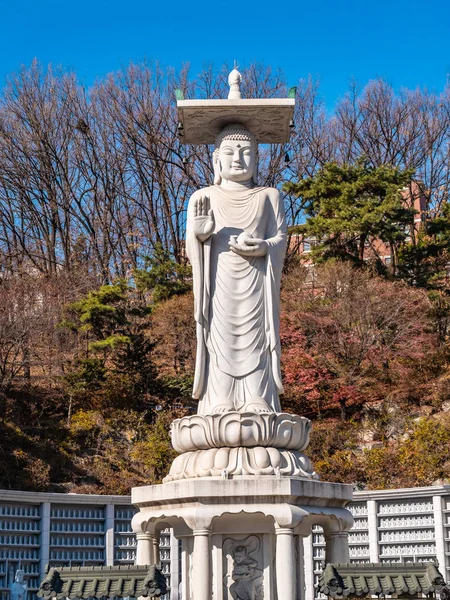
[284,160,415,273]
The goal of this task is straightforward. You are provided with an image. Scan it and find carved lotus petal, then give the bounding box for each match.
[200,447,216,470]
[164,447,318,482]
[215,447,230,470]
[170,412,311,453]
[252,447,270,469]
[267,446,282,467]
[220,415,243,447]
[239,417,264,446]
[178,417,211,450]
[276,420,296,446]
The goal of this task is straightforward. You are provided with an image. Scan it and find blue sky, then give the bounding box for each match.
[1,0,449,109]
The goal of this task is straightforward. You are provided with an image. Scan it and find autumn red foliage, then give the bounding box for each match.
[280,261,440,420]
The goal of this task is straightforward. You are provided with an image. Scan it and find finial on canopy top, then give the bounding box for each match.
[228,65,242,100]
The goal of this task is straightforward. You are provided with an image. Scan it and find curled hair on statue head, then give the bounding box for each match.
[213,123,259,185]
[214,124,257,148]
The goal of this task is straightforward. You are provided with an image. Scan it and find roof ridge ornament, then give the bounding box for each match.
[228,64,242,100]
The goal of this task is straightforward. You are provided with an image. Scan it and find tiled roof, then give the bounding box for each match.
[37,565,167,599]
[317,562,447,598]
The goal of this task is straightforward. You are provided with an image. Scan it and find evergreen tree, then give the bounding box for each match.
[398,202,450,291]
[398,202,450,345]
[134,244,192,303]
[284,160,415,273]
[61,281,158,410]
[62,281,132,351]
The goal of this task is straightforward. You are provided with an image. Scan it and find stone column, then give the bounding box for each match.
[433,495,446,571]
[136,532,154,565]
[367,500,379,562]
[325,532,350,564]
[180,537,191,600]
[39,502,51,579]
[211,534,223,600]
[276,528,296,600]
[303,534,315,600]
[170,531,180,600]
[105,503,115,566]
[192,529,211,600]
[153,535,160,566]
[296,535,306,600]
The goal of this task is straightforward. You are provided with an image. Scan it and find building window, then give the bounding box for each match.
[303,237,317,253]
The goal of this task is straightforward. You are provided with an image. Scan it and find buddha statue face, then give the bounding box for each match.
[218,139,255,183]
[213,124,258,185]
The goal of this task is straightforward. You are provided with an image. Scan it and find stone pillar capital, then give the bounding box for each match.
[183,510,214,532]
[273,504,307,530]
[326,531,346,538]
[192,529,211,536]
[320,508,354,536]
[275,527,295,536]
[136,531,153,541]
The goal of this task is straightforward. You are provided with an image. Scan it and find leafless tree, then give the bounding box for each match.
[331,79,450,216]
[0,61,448,284]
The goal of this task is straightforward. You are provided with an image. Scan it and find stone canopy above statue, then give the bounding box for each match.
[176,67,295,144]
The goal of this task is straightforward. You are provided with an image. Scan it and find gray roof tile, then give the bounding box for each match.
[38,565,167,599]
[317,562,447,598]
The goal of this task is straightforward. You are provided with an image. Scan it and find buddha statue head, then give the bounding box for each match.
[213,124,259,186]
[15,571,25,584]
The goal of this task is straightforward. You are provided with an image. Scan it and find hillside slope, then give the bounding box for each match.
[0,262,449,493]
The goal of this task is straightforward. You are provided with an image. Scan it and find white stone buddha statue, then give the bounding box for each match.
[132,69,351,600]
[186,124,287,416]
[10,571,27,600]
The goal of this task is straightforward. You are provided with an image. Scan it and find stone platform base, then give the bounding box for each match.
[131,477,353,600]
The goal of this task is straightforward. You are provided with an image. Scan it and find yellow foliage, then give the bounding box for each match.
[130,415,177,483]
[310,415,450,490]
[69,410,104,434]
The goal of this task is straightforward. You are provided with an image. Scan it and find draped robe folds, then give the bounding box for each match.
[186,185,287,415]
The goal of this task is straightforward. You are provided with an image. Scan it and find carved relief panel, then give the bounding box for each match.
[223,535,264,600]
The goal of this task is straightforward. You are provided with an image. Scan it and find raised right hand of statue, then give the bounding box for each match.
[192,195,215,242]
